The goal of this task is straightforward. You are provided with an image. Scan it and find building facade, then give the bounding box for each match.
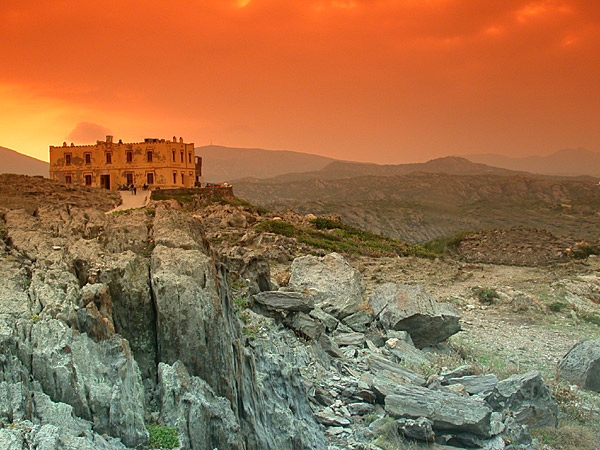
[49,136,202,190]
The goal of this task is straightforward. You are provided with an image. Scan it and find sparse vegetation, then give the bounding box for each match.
[146,424,180,449]
[256,218,435,258]
[152,192,194,203]
[571,244,600,259]
[422,231,474,256]
[242,324,260,340]
[471,286,499,304]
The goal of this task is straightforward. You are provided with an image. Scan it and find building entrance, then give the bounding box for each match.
[100,175,110,189]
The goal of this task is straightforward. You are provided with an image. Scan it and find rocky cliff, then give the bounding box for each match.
[0,203,324,449]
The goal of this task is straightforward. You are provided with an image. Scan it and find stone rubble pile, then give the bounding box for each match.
[248,252,558,449]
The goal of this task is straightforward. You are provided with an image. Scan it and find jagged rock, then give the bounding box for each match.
[288,312,325,339]
[369,283,461,348]
[151,243,238,400]
[253,291,314,312]
[444,374,499,395]
[228,211,248,228]
[385,338,431,366]
[0,389,129,450]
[486,371,558,428]
[342,310,373,332]
[385,385,502,437]
[76,283,116,341]
[289,252,365,319]
[318,334,345,358]
[0,318,148,447]
[368,354,427,386]
[348,402,375,416]
[98,252,157,385]
[334,332,366,347]
[0,252,31,318]
[158,361,244,450]
[309,307,339,331]
[397,417,435,441]
[557,338,600,392]
[502,417,534,449]
[315,409,351,426]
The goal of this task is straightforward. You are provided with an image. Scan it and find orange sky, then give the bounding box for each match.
[1,0,599,163]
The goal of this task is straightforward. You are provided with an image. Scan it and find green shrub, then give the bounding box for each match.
[579,312,600,327]
[471,286,499,304]
[422,231,474,256]
[146,424,180,449]
[572,244,600,259]
[548,301,568,312]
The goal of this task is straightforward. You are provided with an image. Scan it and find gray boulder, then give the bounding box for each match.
[385,385,501,437]
[557,339,600,392]
[253,291,314,312]
[486,371,558,428]
[289,252,365,319]
[369,283,461,348]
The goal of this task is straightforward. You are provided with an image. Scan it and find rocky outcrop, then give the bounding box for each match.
[385,385,502,437]
[0,317,148,447]
[369,283,461,348]
[289,252,364,319]
[557,339,600,392]
[158,361,244,450]
[486,371,558,428]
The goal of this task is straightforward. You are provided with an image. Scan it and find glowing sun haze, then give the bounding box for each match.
[1,0,599,163]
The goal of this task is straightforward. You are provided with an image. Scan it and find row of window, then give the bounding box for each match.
[63,150,193,165]
[63,171,194,185]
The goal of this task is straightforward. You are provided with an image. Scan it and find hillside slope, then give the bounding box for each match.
[0,146,49,176]
[465,148,600,177]
[234,172,600,243]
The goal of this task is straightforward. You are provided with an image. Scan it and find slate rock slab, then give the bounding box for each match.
[253,291,315,313]
[385,384,501,437]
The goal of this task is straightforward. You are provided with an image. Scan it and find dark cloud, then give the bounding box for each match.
[66,122,112,144]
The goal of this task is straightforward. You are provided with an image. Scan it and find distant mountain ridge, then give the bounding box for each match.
[0,146,49,177]
[249,156,531,183]
[464,148,600,177]
[195,145,338,182]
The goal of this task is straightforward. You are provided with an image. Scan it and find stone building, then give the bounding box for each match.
[49,135,202,190]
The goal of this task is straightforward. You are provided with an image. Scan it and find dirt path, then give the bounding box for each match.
[107,190,150,213]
